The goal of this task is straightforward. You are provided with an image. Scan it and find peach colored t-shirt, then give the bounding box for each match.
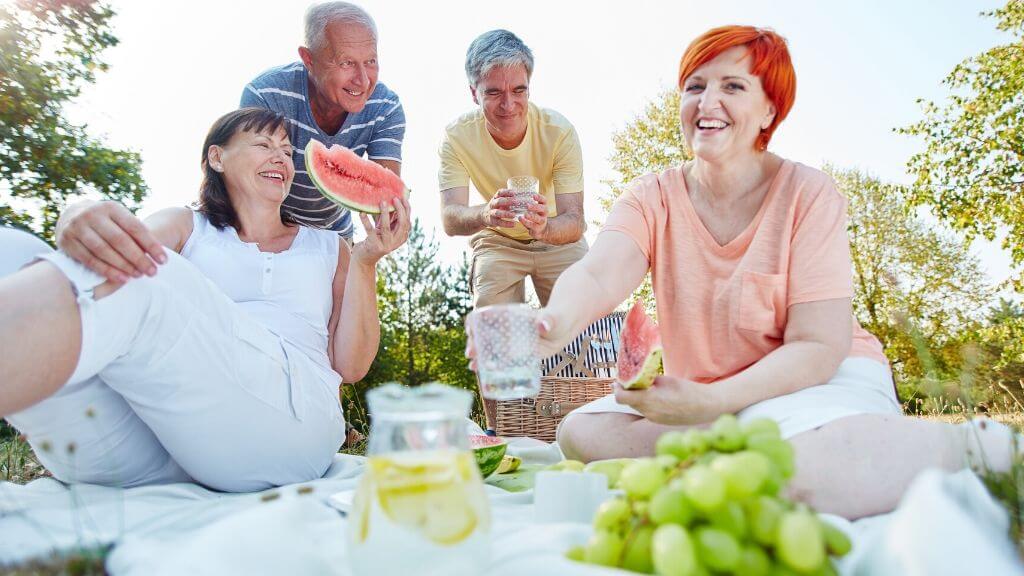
[603,160,888,384]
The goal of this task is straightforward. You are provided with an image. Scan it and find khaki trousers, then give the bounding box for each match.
[469,230,588,308]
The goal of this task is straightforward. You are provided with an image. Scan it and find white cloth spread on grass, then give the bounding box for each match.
[1,445,1020,575]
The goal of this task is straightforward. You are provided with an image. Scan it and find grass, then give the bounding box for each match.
[0,430,48,485]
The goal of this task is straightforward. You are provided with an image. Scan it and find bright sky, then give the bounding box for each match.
[66,0,1014,288]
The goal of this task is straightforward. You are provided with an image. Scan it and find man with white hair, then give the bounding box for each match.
[439,29,587,309]
[242,1,405,239]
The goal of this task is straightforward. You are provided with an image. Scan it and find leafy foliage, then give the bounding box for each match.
[0,0,146,241]
[829,166,995,404]
[342,220,479,432]
[899,0,1024,290]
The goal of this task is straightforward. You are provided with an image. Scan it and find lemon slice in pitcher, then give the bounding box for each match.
[373,453,482,546]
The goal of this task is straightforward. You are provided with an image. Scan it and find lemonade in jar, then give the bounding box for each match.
[349,383,491,575]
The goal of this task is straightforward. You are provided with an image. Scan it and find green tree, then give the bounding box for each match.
[829,167,995,406]
[603,88,692,313]
[0,0,146,241]
[899,0,1024,290]
[971,299,1024,409]
[343,219,477,430]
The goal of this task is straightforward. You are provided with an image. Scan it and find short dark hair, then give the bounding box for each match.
[197,108,295,230]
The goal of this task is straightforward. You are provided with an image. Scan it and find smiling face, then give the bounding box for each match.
[301,21,379,115]
[211,126,294,205]
[679,45,776,163]
[471,63,530,148]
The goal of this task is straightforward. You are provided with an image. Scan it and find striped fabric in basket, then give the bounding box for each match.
[541,311,625,378]
[494,312,627,442]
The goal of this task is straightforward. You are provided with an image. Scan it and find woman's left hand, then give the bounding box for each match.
[352,197,411,266]
[613,376,723,425]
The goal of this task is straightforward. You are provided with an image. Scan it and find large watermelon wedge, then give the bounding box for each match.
[469,434,507,478]
[617,301,663,390]
[304,139,409,214]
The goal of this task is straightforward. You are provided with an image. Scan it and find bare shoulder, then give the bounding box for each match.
[144,207,194,252]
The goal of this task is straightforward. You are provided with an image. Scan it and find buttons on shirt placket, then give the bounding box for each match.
[262,253,273,293]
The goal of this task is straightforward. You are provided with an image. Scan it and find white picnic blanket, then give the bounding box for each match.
[1,438,1020,576]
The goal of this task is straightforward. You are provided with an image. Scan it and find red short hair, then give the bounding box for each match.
[678,26,796,151]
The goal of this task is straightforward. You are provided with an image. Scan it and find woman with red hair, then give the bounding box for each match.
[482,26,1016,518]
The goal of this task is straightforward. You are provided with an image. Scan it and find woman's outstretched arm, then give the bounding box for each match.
[537,230,649,357]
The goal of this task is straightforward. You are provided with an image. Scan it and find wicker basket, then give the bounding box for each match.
[494,376,614,442]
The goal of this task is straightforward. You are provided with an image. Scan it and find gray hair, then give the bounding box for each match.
[465,29,534,87]
[304,2,377,53]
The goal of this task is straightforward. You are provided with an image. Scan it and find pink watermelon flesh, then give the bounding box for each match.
[617,301,663,389]
[304,139,407,214]
[470,434,507,478]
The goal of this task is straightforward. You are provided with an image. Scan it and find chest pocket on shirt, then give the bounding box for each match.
[738,271,787,335]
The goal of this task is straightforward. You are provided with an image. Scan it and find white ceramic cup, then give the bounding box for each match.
[533,471,611,524]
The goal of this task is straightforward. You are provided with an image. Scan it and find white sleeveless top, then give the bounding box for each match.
[181,211,340,382]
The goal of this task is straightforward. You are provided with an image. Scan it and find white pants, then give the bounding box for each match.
[561,357,903,439]
[2,229,345,492]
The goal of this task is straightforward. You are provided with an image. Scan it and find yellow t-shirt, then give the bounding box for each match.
[438,102,584,241]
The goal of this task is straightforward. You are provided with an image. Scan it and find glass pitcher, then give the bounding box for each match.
[348,383,491,576]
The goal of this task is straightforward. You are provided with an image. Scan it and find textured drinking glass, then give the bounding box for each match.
[506,175,539,216]
[468,303,541,400]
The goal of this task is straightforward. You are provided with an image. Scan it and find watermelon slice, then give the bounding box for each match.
[304,139,408,214]
[469,434,507,478]
[617,301,663,390]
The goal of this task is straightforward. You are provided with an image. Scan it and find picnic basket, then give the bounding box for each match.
[492,312,625,442]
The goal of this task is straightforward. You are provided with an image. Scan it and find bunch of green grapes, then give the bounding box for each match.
[563,415,851,575]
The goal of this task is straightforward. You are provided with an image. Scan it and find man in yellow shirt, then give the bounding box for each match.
[439,29,587,310]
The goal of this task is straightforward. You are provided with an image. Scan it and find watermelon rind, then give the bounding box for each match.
[619,346,663,390]
[470,435,508,478]
[304,140,409,215]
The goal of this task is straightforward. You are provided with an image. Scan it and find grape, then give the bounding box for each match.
[618,458,667,499]
[746,434,795,478]
[768,562,801,576]
[736,544,771,576]
[679,465,726,513]
[746,495,784,546]
[656,453,680,471]
[682,428,710,455]
[776,510,826,573]
[711,451,771,498]
[593,497,631,532]
[706,500,748,539]
[632,499,650,517]
[821,519,852,556]
[709,414,745,452]
[695,526,741,573]
[564,545,585,562]
[651,524,699,576]
[741,417,782,441]
[648,485,694,526]
[584,530,625,567]
[761,463,785,496]
[547,459,586,472]
[584,458,630,488]
[621,524,656,574]
[656,431,690,459]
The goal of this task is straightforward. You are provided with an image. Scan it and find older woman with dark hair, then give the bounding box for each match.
[503,26,1016,519]
[0,107,410,492]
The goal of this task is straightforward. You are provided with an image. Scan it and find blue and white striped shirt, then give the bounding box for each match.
[241,62,406,237]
